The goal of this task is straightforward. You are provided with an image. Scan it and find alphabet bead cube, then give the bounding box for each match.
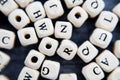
[59,73,77,80]
[82,0,105,18]
[77,41,98,63]
[96,50,119,73]
[90,28,112,49]
[18,66,39,80]
[17,27,38,46]
[107,67,120,80]
[38,37,59,56]
[34,18,54,38]
[41,60,60,80]
[0,29,16,49]
[82,62,104,80]
[44,0,64,19]
[24,49,45,70]
[8,9,30,30]
[57,40,78,60]
[0,0,18,16]
[67,6,88,28]
[0,75,9,80]
[15,0,34,8]
[55,21,72,39]
[112,3,120,18]
[0,51,10,71]
[64,0,83,9]
[113,40,120,58]
[95,11,119,32]
[26,1,46,22]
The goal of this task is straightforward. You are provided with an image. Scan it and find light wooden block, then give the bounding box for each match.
[95,11,118,32]
[0,29,16,49]
[26,1,46,22]
[41,60,60,80]
[55,21,72,39]
[96,50,119,72]
[90,28,112,49]
[0,0,18,16]
[64,0,83,9]
[57,40,78,60]
[38,37,59,56]
[24,49,45,70]
[8,9,30,30]
[15,0,34,8]
[82,62,104,80]
[112,3,120,18]
[59,73,77,80]
[67,6,88,28]
[113,40,120,58]
[107,67,120,80]
[17,27,38,46]
[44,0,64,19]
[34,18,54,38]
[0,75,9,80]
[0,51,10,71]
[77,41,98,63]
[18,66,39,80]
[82,0,105,18]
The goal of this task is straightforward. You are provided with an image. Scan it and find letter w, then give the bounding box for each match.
[24,72,32,80]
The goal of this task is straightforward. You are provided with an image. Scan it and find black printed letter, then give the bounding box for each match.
[64,48,73,55]
[91,1,98,9]
[42,67,49,75]
[104,17,113,23]
[93,66,101,75]
[0,0,8,5]
[33,10,42,18]
[39,22,47,30]
[50,4,57,8]
[99,33,107,41]
[24,72,32,80]
[2,36,10,44]
[82,47,89,55]
[101,58,109,66]
[61,25,67,33]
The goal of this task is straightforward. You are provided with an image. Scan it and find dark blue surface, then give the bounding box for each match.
[0,0,120,80]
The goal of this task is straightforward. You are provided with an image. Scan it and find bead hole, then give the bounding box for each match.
[75,12,81,19]
[16,16,21,22]
[31,56,38,63]
[25,34,31,39]
[46,44,52,49]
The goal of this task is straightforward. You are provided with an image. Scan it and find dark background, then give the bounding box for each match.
[0,0,120,80]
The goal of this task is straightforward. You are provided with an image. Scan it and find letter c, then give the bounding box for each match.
[2,36,10,44]
[93,66,101,75]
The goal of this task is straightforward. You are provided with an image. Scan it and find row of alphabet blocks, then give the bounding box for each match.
[0,0,119,30]
[17,49,119,80]
[0,48,120,80]
[0,27,115,60]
